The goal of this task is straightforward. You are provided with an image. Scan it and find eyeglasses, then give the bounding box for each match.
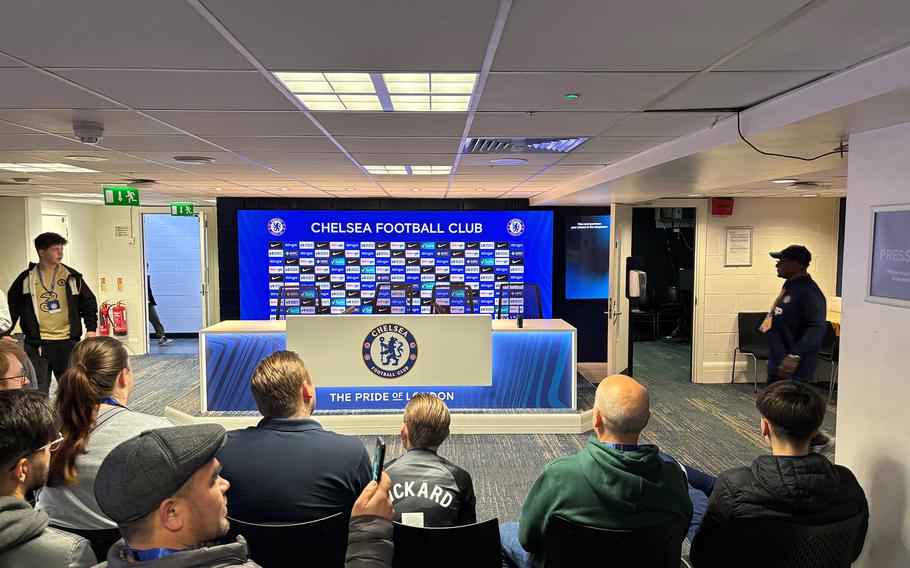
[6,432,64,471]
[0,374,30,386]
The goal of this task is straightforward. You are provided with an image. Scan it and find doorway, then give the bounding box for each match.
[141,213,207,355]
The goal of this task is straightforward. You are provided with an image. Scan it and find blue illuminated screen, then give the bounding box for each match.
[238,210,553,319]
[565,215,611,300]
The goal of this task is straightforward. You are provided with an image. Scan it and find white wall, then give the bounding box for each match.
[837,122,910,567]
[699,197,840,383]
[41,201,99,299]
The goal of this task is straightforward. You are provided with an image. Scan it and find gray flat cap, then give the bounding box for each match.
[94,424,227,524]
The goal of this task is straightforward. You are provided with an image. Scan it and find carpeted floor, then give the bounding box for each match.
[127,346,836,524]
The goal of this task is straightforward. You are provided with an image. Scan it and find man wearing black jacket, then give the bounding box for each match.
[689,381,868,566]
[3,233,97,393]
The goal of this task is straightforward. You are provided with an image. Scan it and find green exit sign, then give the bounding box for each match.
[170,203,194,216]
[103,186,140,206]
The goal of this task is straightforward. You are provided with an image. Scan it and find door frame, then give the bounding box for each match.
[607,198,708,382]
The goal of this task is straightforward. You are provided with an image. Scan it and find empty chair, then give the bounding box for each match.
[695,512,866,568]
[631,288,658,340]
[392,518,501,568]
[431,283,476,314]
[48,525,120,563]
[817,322,840,403]
[654,286,685,338]
[496,283,542,319]
[225,512,348,568]
[543,515,688,568]
[731,312,771,392]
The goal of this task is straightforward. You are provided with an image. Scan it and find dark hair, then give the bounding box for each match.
[756,380,826,442]
[48,336,130,486]
[0,342,27,378]
[250,350,312,418]
[0,390,58,469]
[34,232,68,253]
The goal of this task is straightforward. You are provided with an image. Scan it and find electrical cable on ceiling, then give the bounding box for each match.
[736,112,848,161]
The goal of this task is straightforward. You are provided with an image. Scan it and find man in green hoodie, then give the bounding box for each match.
[501,375,692,568]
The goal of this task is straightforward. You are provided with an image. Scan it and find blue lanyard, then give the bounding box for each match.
[125,544,187,561]
[37,265,60,295]
[603,442,639,452]
[99,397,130,410]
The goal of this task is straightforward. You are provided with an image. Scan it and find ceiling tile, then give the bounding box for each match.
[470,112,628,137]
[147,111,322,136]
[479,72,689,112]
[652,71,828,110]
[0,109,182,136]
[0,68,115,109]
[0,1,252,69]
[0,134,84,151]
[458,153,562,167]
[575,136,674,154]
[605,112,730,137]
[556,152,635,166]
[97,135,222,153]
[721,0,910,71]
[205,136,339,153]
[54,70,297,111]
[337,137,462,154]
[316,113,468,137]
[206,0,499,70]
[492,0,808,71]
[350,154,454,166]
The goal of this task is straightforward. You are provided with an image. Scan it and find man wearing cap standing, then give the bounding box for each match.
[762,245,827,384]
[94,424,396,567]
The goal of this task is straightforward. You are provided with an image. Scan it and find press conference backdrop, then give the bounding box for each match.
[238,210,554,320]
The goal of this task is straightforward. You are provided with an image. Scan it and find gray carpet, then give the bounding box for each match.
[127,344,836,523]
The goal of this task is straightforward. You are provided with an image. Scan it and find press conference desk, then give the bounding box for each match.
[199,317,576,414]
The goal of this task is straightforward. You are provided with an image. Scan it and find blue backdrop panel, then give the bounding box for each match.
[204,331,573,412]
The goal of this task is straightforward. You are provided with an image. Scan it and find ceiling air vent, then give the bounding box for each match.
[463,137,588,155]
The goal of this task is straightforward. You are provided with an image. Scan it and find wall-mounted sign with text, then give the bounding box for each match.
[868,207,910,308]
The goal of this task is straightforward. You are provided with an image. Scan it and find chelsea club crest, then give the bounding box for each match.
[362,324,418,379]
[267,217,287,236]
[507,218,525,237]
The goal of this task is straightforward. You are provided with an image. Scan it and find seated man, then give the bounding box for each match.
[501,375,692,567]
[385,393,476,527]
[218,350,372,522]
[690,380,869,567]
[0,390,94,567]
[94,424,395,568]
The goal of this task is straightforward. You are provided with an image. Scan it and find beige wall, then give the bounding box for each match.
[41,201,99,300]
[699,197,840,383]
[837,123,910,567]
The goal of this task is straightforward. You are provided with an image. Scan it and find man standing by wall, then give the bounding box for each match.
[3,233,97,393]
[762,245,827,384]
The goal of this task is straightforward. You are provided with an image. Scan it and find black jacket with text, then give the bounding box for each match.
[385,448,476,527]
[4,263,97,344]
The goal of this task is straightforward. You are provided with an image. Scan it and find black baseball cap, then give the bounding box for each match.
[769,244,811,266]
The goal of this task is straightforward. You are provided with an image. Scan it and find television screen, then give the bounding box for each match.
[565,215,611,300]
[238,210,553,319]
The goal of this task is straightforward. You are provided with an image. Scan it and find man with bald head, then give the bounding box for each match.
[500,375,692,568]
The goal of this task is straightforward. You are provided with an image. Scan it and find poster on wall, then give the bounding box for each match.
[724,226,753,267]
[868,206,910,308]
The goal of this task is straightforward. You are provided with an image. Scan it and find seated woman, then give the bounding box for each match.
[36,336,171,529]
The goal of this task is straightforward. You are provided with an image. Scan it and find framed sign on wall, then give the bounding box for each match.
[724,226,753,267]
[867,205,910,309]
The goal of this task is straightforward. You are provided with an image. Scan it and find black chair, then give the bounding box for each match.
[225,513,348,568]
[431,283,476,314]
[731,312,770,392]
[631,289,658,340]
[496,282,542,319]
[49,525,121,563]
[542,515,688,568]
[392,518,501,568]
[373,282,418,314]
[654,286,684,338]
[817,322,840,403]
[700,512,866,568]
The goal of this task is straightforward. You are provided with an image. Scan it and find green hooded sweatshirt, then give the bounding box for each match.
[518,438,693,565]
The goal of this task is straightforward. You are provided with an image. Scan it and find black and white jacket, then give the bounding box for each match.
[4,263,97,345]
[385,448,476,527]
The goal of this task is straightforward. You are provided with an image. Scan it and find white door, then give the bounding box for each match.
[607,205,632,375]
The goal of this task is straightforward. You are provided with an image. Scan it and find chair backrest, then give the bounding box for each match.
[818,321,838,359]
[542,515,687,568]
[654,285,680,307]
[226,512,348,568]
[737,312,769,350]
[712,512,866,568]
[372,282,417,314]
[392,518,501,568]
[496,282,542,319]
[430,283,476,314]
[49,525,121,563]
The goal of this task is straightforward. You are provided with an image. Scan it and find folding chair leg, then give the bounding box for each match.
[730,349,739,384]
[828,362,838,404]
[746,353,758,393]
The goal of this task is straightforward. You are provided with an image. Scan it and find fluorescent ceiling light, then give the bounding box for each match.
[364,165,451,175]
[800,194,819,198]
[273,71,476,112]
[63,155,108,162]
[0,163,99,173]
[772,179,797,184]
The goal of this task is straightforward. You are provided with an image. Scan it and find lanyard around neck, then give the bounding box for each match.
[37,265,60,295]
[99,397,130,410]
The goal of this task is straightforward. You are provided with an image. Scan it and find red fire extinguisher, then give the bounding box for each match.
[111,301,128,337]
[98,302,111,336]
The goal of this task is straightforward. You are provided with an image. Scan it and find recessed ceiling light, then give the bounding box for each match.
[204,199,217,203]
[490,158,528,165]
[772,179,797,184]
[0,163,99,173]
[214,187,223,191]
[345,187,356,192]
[63,155,108,162]
[410,166,452,175]
[280,187,289,192]
[364,165,451,175]
[365,165,408,175]
[687,194,703,197]
[475,188,485,192]
[800,194,819,198]
[173,156,214,165]
[411,188,421,192]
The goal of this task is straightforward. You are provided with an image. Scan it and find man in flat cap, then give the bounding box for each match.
[94,424,396,567]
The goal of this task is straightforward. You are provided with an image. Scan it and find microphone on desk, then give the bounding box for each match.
[517,313,523,328]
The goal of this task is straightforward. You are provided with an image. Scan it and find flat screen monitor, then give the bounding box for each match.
[565,214,611,300]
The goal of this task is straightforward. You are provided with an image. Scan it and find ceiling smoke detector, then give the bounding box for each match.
[72,122,104,145]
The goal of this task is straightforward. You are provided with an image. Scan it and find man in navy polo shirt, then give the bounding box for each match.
[218,351,372,522]
[762,245,827,384]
